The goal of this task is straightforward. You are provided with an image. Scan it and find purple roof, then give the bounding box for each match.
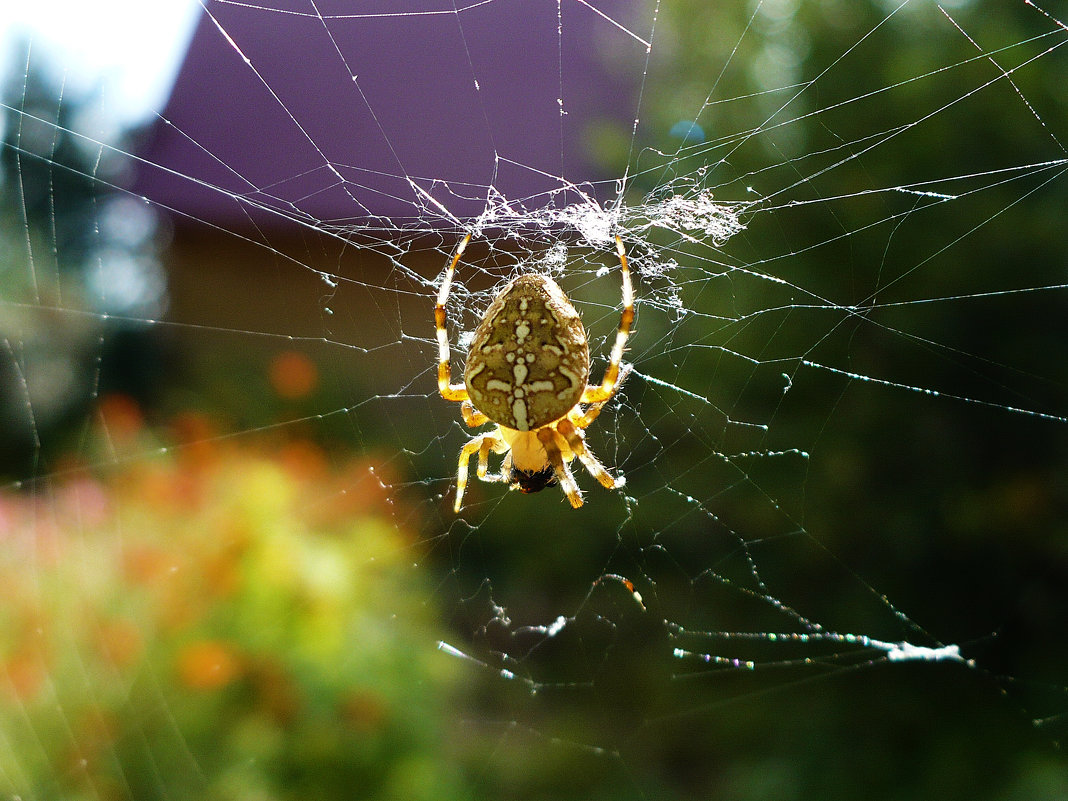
[135,0,644,230]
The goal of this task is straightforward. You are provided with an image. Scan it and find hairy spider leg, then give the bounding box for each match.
[582,235,634,405]
[570,363,633,429]
[436,232,473,403]
[455,430,509,513]
[461,400,490,428]
[556,417,624,490]
[537,427,584,508]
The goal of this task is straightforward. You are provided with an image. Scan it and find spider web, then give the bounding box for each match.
[2,0,1068,798]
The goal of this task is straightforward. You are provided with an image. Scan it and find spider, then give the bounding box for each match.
[435,232,634,512]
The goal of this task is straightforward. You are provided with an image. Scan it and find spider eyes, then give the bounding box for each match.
[510,465,559,494]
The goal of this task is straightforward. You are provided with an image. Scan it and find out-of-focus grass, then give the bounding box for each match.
[0,395,469,801]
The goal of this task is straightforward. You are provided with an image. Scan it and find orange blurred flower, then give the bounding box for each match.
[123,543,177,586]
[95,619,144,669]
[278,438,329,482]
[169,411,223,469]
[3,647,47,701]
[176,639,242,691]
[96,393,144,446]
[269,350,318,399]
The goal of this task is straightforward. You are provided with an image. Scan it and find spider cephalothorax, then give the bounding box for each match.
[435,233,633,511]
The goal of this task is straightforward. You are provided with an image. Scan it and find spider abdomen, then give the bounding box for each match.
[463,274,590,431]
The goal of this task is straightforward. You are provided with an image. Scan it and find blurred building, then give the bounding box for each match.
[134,0,643,367]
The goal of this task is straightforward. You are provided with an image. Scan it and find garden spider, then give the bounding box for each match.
[435,232,634,512]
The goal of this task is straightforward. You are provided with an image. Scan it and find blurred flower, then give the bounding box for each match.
[2,647,48,701]
[94,618,143,669]
[177,639,242,691]
[269,349,319,400]
[95,392,145,449]
[0,428,468,800]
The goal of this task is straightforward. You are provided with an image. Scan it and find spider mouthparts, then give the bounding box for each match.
[510,466,558,494]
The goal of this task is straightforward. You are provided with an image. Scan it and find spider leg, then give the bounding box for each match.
[556,418,624,491]
[436,233,472,403]
[581,235,634,405]
[569,400,608,430]
[537,428,584,509]
[572,364,633,429]
[455,429,506,513]
[461,400,491,428]
[477,435,510,481]
[498,452,514,484]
